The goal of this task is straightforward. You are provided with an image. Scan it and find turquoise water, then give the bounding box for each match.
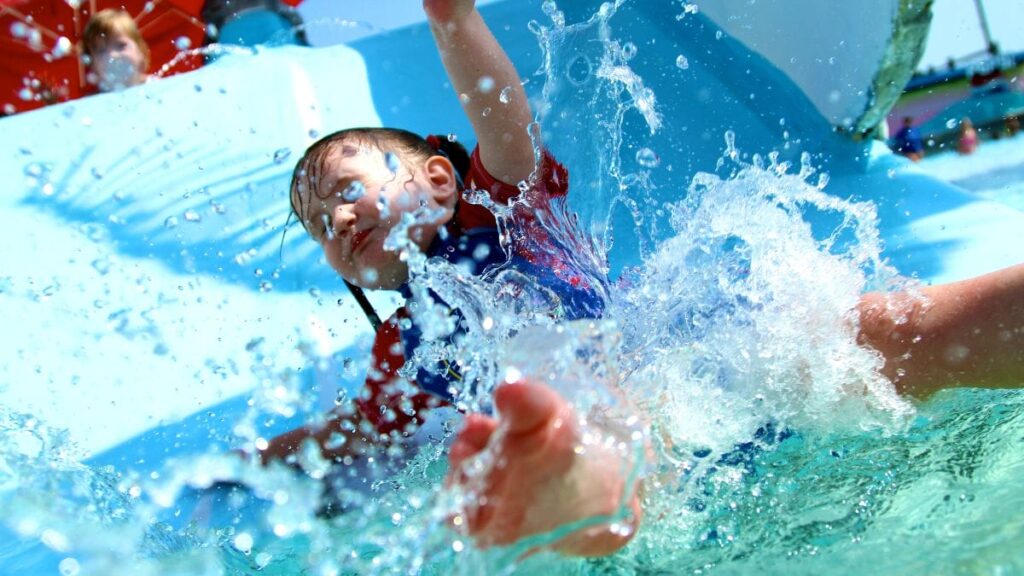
[1,1,1024,575]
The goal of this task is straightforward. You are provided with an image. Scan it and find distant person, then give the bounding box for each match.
[893,116,924,161]
[958,117,979,155]
[82,9,150,93]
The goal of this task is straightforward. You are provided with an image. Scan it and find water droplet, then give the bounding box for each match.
[636,147,660,168]
[272,148,291,164]
[233,533,253,554]
[541,0,565,27]
[51,36,72,58]
[566,54,592,86]
[723,130,737,159]
[446,133,458,142]
[183,209,201,223]
[499,86,513,104]
[477,75,495,93]
[259,281,273,293]
[308,128,319,138]
[174,36,192,51]
[481,107,491,117]
[254,552,272,569]
[57,557,80,576]
[816,173,830,190]
[91,258,112,275]
[620,173,641,189]
[715,30,723,40]
[321,214,335,240]
[675,54,689,69]
[384,152,400,174]
[473,243,491,261]
[621,42,637,60]
[342,181,365,202]
[23,162,45,178]
[945,118,958,129]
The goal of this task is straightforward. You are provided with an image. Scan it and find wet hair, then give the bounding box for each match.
[82,9,151,72]
[289,127,470,231]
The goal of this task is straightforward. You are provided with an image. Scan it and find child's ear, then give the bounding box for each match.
[424,155,458,208]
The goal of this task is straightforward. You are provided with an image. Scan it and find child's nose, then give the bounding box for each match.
[333,204,358,230]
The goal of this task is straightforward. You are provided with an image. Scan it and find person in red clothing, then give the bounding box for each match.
[266,0,1024,559]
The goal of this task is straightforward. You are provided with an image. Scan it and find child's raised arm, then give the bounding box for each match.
[424,0,536,185]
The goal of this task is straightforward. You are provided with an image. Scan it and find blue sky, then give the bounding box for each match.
[296,0,1024,71]
[919,0,1023,69]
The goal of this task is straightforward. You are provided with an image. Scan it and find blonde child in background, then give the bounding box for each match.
[82,9,150,93]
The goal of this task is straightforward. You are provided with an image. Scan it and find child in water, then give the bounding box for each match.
[82,9,150,93]
[267,0,1024,557]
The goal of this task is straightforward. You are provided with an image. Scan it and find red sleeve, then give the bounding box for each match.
[354,309,445,437]
[455,146,570,230]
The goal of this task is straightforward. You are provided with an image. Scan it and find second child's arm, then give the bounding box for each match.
[424,0,536,185]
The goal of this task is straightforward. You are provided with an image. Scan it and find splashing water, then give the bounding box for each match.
[4,3,1024,576]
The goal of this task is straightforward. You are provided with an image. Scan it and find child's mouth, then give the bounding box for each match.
[350,229,373,255]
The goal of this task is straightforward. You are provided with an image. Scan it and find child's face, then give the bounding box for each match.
[88,32,146,91]
[296,143,458,289]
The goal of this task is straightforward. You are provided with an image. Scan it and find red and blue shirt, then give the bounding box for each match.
[354,147,606,436]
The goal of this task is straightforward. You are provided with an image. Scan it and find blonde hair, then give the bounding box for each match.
[82,9,151,72]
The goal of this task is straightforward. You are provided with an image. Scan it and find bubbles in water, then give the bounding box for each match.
[272,148,292,164]
[945,118,958,129]
[499,86,513,104]
[173,36,191,51]
[477,75,495,93]
[636,147,661,168]
[183,209,201,223]
[341,181,365,202]
[308,128,320,138]
[447,133,458,142]
[675,54,689,69]
[715,30,723,40]
[259,281,273,293]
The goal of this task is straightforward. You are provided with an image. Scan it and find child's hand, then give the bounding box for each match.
[446,380,641,556]
[423,0,475,24]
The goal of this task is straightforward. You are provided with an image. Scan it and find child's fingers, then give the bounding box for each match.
[494,380,561,436]
[447,413,498,470]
